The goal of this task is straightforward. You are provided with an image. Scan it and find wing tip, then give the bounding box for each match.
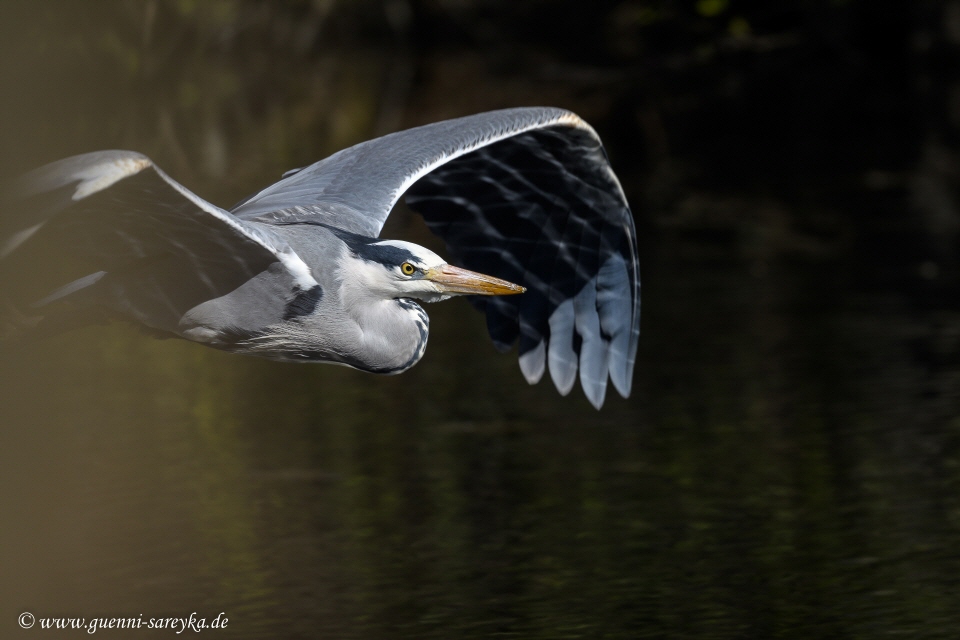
[610,371,633,399]
[518,340,546,384]
[584,386,607,410]
[17,150,153,201]
[71,156,153,200]
[0,222,44,259]
[549,357,577,397]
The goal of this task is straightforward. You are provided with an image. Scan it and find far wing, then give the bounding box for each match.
[233,108,639,408]
[1,151,315,330]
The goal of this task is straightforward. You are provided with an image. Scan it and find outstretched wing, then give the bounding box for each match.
[1,151,315,333]
[234,107,639,409]
[407,124,639,410]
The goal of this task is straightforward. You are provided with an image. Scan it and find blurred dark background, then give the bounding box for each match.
[2,1,960,638]
[3,0,959,299]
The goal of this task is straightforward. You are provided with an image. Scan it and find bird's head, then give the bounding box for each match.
[345,239,525,303]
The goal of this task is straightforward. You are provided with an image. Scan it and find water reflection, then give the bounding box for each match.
[5,237,958,638]
[2,2,960,638]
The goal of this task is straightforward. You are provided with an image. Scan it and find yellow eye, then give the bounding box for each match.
[401,262,416,276]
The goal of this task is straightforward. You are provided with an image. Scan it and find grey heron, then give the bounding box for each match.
[1,107,639,409]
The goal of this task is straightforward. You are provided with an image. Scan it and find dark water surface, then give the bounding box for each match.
[3,2,960,638]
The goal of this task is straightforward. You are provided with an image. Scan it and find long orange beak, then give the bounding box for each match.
[425,264,525,296]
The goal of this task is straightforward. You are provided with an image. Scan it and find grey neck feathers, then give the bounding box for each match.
[346,296,429,374]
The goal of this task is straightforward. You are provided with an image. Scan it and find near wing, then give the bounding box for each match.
[233,107,639,408]
[1,151,315,333]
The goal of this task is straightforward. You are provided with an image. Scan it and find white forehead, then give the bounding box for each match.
[372,240,446,267]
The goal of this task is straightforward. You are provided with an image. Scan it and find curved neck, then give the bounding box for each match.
[334,251,430,373]
[350,297,429,374]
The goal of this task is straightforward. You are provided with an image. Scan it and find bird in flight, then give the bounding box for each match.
[1,108,639,408]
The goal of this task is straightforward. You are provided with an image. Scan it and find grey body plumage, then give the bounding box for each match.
[1,107,640,408]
